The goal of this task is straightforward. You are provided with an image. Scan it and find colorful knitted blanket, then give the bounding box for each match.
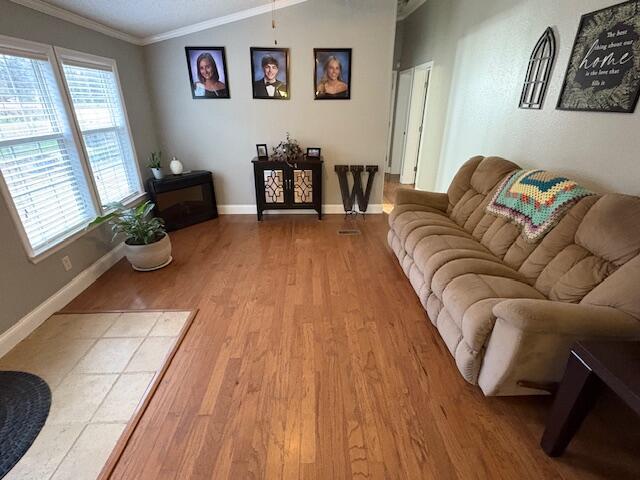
[486,169,594,242]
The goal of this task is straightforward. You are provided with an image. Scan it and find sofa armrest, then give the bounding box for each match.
[493,299,640,337]
[478,299,640,396]
[395,189,449,212]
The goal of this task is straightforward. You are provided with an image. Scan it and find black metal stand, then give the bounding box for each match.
[334,165,378,217]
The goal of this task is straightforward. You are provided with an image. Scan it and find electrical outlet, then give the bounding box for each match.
[62,256,72,271]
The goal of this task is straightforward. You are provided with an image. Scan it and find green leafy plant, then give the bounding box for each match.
[88,201,165,245]
[272,132,303,164]
[147,151,162,169]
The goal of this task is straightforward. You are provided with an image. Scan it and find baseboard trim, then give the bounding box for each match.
[0,243,125,359]
[218,204,383,215]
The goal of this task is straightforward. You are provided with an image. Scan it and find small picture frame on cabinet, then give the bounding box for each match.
[256,144,269,160]
[306,147,321,158]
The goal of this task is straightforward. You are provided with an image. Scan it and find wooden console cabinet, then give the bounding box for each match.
[252,158,323,220]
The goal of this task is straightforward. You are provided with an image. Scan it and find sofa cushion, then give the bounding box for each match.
[412,235,491,276]
[575,194,640,266]
[388,203,448,227]
[449,157,519,229]
[582,255,640,320]
[447,155,484,207]
[520,195,599,290]
[418,248,504,297]
[431,258,532,299]
[392,210,461,245]
[405,223,471,256]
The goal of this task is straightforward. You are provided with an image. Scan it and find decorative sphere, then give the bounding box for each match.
[170,158,183,175]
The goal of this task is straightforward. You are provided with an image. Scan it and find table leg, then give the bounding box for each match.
[540,351,603,456]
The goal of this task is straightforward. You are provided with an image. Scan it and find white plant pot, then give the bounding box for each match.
[123,233,172,271]
[151,168,164,180]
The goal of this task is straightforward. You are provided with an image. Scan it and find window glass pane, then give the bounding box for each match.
[0,52,95,254]
[0,54,61,140]
[62,63,140,206]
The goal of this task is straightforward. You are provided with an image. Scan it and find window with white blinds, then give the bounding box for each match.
[0,45,96,256]
[61,60,140,206]
[0,37,143,260]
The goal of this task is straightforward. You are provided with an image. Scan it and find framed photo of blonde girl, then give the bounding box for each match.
[314,48,351,100]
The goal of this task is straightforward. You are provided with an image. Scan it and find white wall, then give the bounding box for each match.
[400,0,640,195]
[144,0,397,206]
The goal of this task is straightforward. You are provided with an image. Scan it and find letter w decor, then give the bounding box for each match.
[335,165,378,215]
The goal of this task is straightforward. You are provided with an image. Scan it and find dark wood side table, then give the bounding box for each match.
[252,157,323,220]
[540,341,640,456]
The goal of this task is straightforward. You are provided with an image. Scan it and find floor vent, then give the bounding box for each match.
[338,229,361,235]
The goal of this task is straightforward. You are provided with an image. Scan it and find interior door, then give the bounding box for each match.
[400,65,429,185]
[390,69,412,177]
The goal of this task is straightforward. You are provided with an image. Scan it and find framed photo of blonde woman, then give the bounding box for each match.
[314,48,351,100]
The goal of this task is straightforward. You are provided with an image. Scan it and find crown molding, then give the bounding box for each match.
[397,0,426,21]
[11,0,310,45]
[10,0,144,45]
[140,0,308,45]
[10,0,310,46]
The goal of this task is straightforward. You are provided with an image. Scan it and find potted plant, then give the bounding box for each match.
[89,201,172,271]
[147,151,163,179]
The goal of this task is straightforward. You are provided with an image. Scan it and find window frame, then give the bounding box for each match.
[0,35,145,263]
[54,46,145,207]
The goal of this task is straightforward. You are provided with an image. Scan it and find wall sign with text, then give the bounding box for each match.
[558,0,640,113]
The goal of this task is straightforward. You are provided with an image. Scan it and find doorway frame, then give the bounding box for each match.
[398,61,433,185]
[390,68,414,177]
[385,70,398,173]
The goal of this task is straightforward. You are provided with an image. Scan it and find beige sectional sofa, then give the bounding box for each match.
[388,155,640,396]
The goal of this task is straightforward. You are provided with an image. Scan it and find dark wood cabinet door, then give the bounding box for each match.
[261,167,286,205]
[291,167,315,206]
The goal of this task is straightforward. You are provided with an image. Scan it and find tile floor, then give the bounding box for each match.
[0,310,191,480]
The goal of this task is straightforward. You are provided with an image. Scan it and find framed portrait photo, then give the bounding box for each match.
[314,48,352,100]
[250,47,290,99]
[557,0,640,113]
[185,47,230,99]
[256,144,269,159]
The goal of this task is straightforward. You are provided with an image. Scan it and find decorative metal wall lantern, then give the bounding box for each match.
[519,27,556,109]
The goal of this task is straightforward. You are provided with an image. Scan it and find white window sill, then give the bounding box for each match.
[28,192,147,264]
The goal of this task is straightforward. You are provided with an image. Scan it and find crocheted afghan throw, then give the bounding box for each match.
[486,169,594,243]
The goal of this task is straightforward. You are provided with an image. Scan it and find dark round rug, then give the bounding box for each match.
[0,371,51,479]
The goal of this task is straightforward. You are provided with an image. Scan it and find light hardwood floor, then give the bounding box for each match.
[64,215,640,479]
[383,174,413,214]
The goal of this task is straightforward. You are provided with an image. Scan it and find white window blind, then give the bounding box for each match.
[0,49,96,254]
[61,61,140,206]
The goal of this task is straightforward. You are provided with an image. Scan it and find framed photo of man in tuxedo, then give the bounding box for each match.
[250,47,290,99]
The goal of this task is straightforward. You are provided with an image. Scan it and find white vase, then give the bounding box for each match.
[169,157,183,175]
[151,167,164,180]
[124,233,172,271]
